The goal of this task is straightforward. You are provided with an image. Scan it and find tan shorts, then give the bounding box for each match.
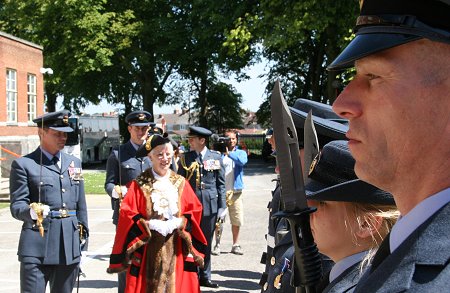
[227,190,243,226]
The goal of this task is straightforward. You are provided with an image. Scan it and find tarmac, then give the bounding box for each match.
[0,159,276,293]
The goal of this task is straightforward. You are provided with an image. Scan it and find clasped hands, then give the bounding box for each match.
[148,217,183,237]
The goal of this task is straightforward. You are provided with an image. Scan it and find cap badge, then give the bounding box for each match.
[138,113,145,120]
[308,154,320,176]
[63,115,69,125]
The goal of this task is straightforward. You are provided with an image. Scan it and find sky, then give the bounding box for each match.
[74,60,269,115]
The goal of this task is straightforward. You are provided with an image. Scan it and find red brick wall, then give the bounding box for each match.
[0,32,44,136]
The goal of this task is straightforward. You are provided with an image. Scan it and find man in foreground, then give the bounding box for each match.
[329,0,450,291]
[104,110,152,292]
[10,110,88,293]
[178,126,226,288]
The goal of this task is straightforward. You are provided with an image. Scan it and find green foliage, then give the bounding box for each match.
[254,0,358,126]
[190,81,244,133]
[83,172,106,194]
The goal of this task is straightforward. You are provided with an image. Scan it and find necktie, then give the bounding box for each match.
[52,156,60,171]
[198,153,203,164]
[370,232,391,272]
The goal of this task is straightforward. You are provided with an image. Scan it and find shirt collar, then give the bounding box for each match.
[199,147,207,158]
[40,147,60,162]
[329,251,367,282]
[130,141,141,150]
[152,169,171,181]
[390,187,450,253]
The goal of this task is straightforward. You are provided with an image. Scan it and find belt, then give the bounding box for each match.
[49,209,77,218]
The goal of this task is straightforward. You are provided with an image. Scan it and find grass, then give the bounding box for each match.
[0,203,9,209]
[83,172,107,194]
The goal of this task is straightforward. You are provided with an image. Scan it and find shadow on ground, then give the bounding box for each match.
[201,269,261,292]
[79,279,117,289]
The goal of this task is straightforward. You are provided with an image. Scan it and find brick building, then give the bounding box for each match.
[0,31,45,178]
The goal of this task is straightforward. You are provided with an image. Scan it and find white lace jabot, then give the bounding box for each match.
[151,170,179,219]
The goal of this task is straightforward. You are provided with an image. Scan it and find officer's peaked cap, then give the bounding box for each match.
[187,126,212,138]
[136,133,171,158]
[289,99,348,145]
[125,110,152,126]
[265,128,274,139]
[328,0,450,70]
[306,140,394,205]
[33,109,73,133]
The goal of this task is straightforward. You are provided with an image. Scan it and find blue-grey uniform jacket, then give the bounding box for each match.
[354,202,450,293]
[104,141,151,225]
[9,148,88,265]
[178,149,226,217]
[321,263,361,293]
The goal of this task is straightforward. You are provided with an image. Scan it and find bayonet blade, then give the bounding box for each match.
[303,111,320,184]
[270,80,307,212]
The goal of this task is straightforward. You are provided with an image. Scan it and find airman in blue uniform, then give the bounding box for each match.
[178,126,226,288]
[260,99,347,292]
[104,110,152,293]
[329,1,450,292]
[10,110,88,293]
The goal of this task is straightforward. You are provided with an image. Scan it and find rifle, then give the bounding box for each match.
[271,81,321,293]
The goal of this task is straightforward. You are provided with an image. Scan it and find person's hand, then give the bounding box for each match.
[218,207,228,220]
[30,204,50,220]
[112,185,128,199]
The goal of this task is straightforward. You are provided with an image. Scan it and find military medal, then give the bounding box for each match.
[68,161,83,181]
[273,258,290,290]
[274,273,283,289]
[203,159,221,171]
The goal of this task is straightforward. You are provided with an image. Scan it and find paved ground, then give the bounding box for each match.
[0,159,276,293]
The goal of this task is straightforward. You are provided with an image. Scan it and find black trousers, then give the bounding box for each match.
[20,262,79,293]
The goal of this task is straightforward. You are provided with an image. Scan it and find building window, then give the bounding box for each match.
[27,74,37,121]
[6,69,17,123]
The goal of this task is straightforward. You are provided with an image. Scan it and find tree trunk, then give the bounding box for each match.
[198,58,209,128]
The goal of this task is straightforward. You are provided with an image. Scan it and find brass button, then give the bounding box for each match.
[61,188,66,193]
[270,256,276,266]
[263,282,268,291]
[60,175,64,179]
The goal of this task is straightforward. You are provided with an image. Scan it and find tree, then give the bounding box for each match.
[254,0,358,126]
[176,0,260,128]
[194,81,244,133]
[0,0,139,112]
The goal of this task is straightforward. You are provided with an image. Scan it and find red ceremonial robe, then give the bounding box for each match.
[107,169,207,293]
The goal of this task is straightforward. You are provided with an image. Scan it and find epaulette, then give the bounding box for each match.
[210,150,221,155]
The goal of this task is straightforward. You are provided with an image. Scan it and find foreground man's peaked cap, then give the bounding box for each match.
[328,0,450,70]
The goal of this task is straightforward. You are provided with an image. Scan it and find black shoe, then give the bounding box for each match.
[200,279,219,288]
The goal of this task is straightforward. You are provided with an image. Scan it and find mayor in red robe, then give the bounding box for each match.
[107,134,207,293]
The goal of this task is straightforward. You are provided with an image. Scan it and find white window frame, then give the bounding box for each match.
[27,73,37,122]
[6,69,17,123]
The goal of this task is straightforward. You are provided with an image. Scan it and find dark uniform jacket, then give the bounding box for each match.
[261,223,334,292]
[9,148,88,265]
[178,149,226,216]
[105,141,151,224]
[355,202,450,293]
